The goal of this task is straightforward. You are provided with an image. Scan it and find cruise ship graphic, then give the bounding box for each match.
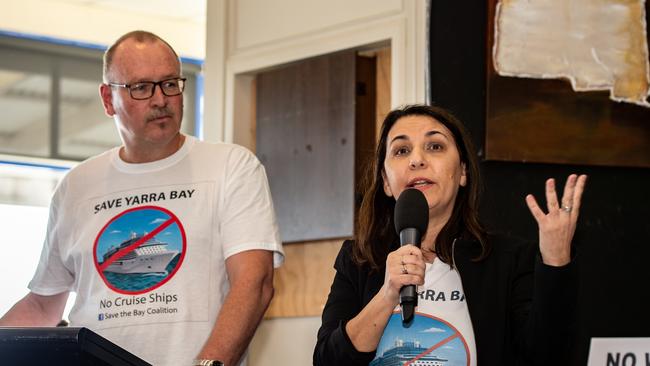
[370,339,448,366]
[101,232,178,274]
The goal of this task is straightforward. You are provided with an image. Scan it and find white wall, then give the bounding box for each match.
[203,1,429,365]
[0,0,205,59]
[203,0,428,143]
[0,204,49,314]
[248,317,323,366]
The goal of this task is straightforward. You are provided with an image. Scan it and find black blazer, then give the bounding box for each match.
[314,235,577,365]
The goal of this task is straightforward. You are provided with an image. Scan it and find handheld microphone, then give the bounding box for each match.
[393,188,429,326]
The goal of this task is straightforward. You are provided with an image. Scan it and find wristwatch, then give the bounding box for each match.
[192,360,224,366]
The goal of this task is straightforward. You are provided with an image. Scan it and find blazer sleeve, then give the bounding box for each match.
[313,240,376,366]
[511,241,578,365]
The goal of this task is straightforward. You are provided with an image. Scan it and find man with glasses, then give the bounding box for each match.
[0,31,284,366]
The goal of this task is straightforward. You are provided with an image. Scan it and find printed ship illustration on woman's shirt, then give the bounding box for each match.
[371,339,449,366]
[101,232,179,274]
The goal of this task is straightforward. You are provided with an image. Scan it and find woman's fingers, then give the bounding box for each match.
[388,245,426,285]
[394,245,424,265]
[560,174,577,211]
[571,174,588,216]
[399,263,425,280]
[529,174,588,219]
[545,178,560,212]
[525,194,545,223]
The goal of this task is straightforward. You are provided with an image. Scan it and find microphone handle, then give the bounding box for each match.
[399,228,421,248]
[399,228,421,325]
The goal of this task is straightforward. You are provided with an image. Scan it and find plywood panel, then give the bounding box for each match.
[256,50,357,242]
[266,239,344,318]
[375,47,392,138]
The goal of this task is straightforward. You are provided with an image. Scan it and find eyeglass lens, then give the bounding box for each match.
[130,79,185,99]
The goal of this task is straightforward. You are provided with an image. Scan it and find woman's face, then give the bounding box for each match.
[382,115,467,220]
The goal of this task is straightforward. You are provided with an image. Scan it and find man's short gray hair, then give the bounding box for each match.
[102,30,180,83]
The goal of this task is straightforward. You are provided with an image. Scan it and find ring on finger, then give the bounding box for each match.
[401,264,408,275]
[561,205,572,213]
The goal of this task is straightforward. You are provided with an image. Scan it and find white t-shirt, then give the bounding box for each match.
[371,258,477,366]
[29,136,284,366]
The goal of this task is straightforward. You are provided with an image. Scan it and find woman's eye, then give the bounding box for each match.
[394,147,409,156]
[427,142,443,151]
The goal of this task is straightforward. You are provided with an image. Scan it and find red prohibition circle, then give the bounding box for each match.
[389,310,471,366]
[93,205,187,295]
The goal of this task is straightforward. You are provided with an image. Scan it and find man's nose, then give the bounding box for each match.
[149,84,167,106]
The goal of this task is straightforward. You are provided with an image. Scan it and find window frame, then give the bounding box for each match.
[0,30,204,162]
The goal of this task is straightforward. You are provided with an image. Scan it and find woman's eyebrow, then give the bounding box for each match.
[424,130,449,140]
[389,134,409,144]
[425,130,445,137]
[389,130,447,144]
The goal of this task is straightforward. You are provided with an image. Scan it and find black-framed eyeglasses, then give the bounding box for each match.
[108,77,187,100]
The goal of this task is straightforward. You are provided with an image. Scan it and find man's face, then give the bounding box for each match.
[100,39,184,151]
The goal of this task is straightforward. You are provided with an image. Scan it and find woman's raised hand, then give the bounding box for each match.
[525,174,588,266]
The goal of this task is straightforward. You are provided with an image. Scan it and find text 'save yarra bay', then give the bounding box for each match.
[94,189,195,214]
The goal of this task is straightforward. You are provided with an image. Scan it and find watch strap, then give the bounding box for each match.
[192,359,224,366]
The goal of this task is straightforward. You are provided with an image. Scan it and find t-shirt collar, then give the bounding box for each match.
[110,135,196,174]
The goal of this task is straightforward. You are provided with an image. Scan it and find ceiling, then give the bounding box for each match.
[56,0,206,23]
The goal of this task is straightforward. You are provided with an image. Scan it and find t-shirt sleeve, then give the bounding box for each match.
[28,180,75,295]
[218,146,284,267]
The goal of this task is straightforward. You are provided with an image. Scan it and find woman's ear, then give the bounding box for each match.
[460,162,467,187]
[381,170,393,197]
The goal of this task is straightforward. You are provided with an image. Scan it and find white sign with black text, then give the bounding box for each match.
[587,338,650,366]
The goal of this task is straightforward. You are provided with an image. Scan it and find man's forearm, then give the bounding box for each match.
[196,254,274,365]
[0,292,68,326]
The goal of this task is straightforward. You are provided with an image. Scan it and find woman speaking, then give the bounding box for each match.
[314,104,587,365]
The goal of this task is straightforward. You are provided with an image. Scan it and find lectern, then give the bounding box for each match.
[0,327,151,365]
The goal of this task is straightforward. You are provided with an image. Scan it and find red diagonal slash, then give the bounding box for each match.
[403,333,460,366]
[99,217,175,272]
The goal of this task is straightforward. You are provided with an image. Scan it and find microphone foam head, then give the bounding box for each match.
[394,188,429,235]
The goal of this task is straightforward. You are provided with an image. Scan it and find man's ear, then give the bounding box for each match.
[99,84,115,117]
[381,170,393,197]
[460,162,467,187]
